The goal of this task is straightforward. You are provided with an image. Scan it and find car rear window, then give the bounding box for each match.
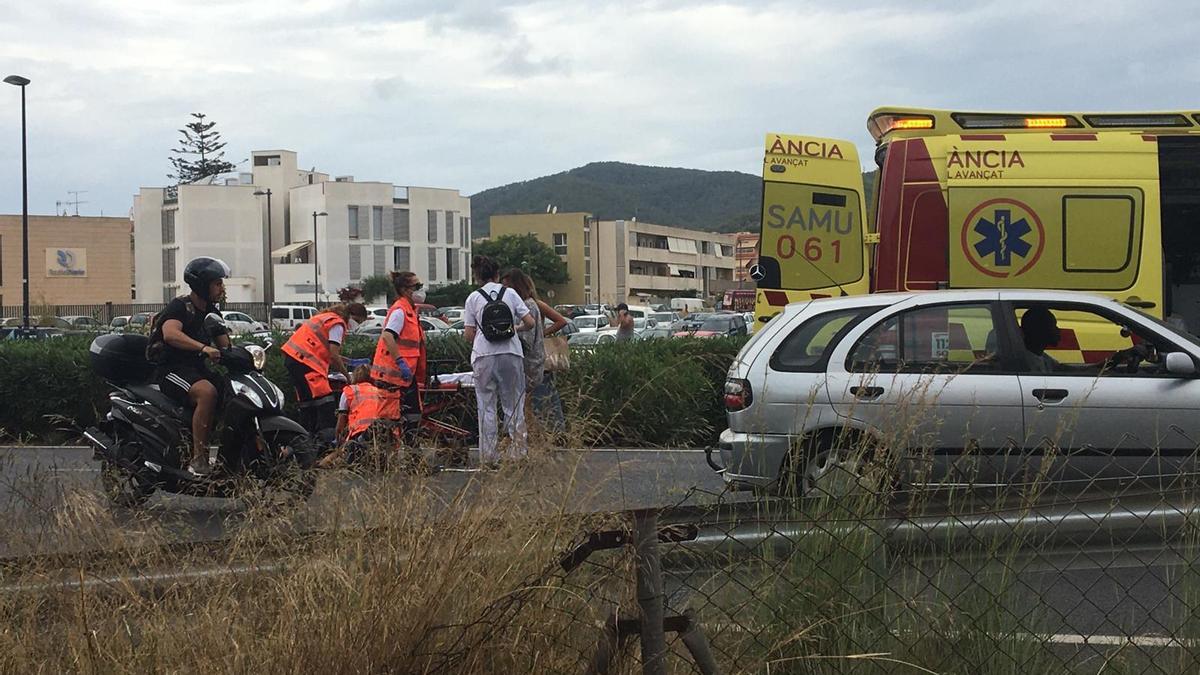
[770,308,869,372]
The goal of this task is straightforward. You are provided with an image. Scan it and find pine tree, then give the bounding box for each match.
[167,113,237,184]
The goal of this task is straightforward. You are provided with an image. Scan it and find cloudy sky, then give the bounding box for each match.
[0,0,1196,217]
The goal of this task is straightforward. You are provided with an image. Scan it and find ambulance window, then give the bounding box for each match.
[1063,195,1135,273]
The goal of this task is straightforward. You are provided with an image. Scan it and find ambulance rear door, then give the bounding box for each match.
[756,134,870,311]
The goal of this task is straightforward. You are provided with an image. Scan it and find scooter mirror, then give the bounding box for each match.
[204,312,230,337]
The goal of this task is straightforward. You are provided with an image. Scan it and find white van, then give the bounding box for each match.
[270,305,318,330]
[670,298,705,313]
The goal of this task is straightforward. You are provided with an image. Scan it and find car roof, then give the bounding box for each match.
[780,289,1123,316]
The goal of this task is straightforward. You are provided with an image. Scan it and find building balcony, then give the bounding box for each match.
[626,273,704,293]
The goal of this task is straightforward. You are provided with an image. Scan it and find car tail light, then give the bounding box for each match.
[724,378,753,412]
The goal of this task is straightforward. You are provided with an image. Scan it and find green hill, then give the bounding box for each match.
[470,161,877,237]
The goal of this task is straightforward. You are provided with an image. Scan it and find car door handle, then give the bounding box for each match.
[1032,388,1069,403]
[850,386,885,400]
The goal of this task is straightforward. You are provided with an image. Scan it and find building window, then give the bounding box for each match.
[394,208,410,241]
[161,209,176,244]
[446,248,455,279]
[0,234,4,286]
[720,244,733,257]
[700,241,711,255]
[394,246,411,271]
[553,232,568,255]
[428,247,438,281]
[445,211,455,244]
[348,206,360,239]
[162,248,177,282]
[427,211,438,243]
[374,245,386,277]
[463,252,470,280]
[372,206,383,240]
[465,217,471,243]
[349,246,362,281]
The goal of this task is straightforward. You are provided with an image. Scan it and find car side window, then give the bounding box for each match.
[771,308,866,372]
[271,308,288,319]
[1011,304,1178,376]
[850,303,1001,374]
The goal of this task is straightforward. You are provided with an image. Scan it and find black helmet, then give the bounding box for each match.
[183,257,231,297]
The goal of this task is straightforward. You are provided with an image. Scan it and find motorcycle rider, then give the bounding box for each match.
[146,257,232,476]
[282,302,369,434]
[370,271,427,447]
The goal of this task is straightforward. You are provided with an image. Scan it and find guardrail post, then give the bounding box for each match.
[633,509,667,675]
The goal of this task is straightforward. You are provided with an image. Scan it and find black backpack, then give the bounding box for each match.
[476,287,516,342]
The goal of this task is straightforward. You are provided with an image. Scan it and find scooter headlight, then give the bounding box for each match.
[246,344,267,371]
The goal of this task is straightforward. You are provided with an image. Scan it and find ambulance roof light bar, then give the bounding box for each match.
[1083,114,1193,128]
[951,113,1084,130]
[868,113,934,141]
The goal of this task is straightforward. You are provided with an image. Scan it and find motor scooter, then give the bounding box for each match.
[83,313,317,506]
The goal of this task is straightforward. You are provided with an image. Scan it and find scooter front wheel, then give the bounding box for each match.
[261,429,317,501]
[99,459,154,508]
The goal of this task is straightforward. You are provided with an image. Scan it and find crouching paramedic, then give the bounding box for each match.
[282,302,369,433]
[371,271,426,446]
[318,365,386,467]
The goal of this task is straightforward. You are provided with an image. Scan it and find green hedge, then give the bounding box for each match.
[0,333,747,447]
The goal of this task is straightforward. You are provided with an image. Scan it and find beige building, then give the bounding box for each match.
[489,213,737,305]
[0,215,132,308]
[134,150,472,305]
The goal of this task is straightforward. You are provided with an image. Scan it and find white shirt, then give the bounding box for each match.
[328,324,345,344]
[384,306,405,335]
[463,282,530,364]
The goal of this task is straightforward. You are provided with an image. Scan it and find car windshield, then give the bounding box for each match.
[1129,306,1200,350]
[570,333,602,344]
[577,317,602,328]
[698,318,732,331]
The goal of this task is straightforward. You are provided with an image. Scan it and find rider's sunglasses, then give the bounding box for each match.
[409,282,424,291]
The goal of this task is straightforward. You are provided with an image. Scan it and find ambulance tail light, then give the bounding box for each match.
[1083,114,1193,128]
[868,113,934,141]
[952,113,1083,130]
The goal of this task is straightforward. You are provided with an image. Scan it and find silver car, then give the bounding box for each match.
[713,290,1200,493]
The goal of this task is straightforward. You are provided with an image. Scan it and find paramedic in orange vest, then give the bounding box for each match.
[371,271,426,445]
[318,365,385,468]
[282,302,369,434]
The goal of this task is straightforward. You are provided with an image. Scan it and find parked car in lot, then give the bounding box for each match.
[673,313,748,337]
[714,290,1200,495]
[2,316,72,330]
[568,332,617,351]
[353,316,451,338]
[573,314,609,334]
[126,312,155,334]
[109,316,130,333]
[221,311,267,334]
[0,326,64,340]
[436,306,464,323]
[270,305,317,330]
[641,326,675,340]
[60,315,107,332]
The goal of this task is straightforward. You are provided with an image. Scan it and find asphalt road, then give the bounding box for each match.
[0,444,730,559]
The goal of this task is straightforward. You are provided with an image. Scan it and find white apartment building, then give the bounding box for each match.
[133,150,472,305]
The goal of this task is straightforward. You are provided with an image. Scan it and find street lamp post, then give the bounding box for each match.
[312,211,327,307]
[253,189,274,309]
[4,75,30,334]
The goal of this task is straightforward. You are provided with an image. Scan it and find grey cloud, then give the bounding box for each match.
[494,35,571,77]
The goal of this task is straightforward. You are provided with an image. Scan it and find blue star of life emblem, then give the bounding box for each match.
[973,209,1032,267]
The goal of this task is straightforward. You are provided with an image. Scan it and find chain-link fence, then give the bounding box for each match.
[414,463,1200,674]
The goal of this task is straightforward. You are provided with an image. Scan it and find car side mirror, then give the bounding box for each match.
[204,312,229,338]
[1165,351,1196,377]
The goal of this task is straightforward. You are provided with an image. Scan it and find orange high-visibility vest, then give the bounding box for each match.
[371,298,423,388]
[343,382,386,440]
[283,311,346,374]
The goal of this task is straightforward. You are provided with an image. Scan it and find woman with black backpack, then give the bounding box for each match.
[463,255,536,468]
